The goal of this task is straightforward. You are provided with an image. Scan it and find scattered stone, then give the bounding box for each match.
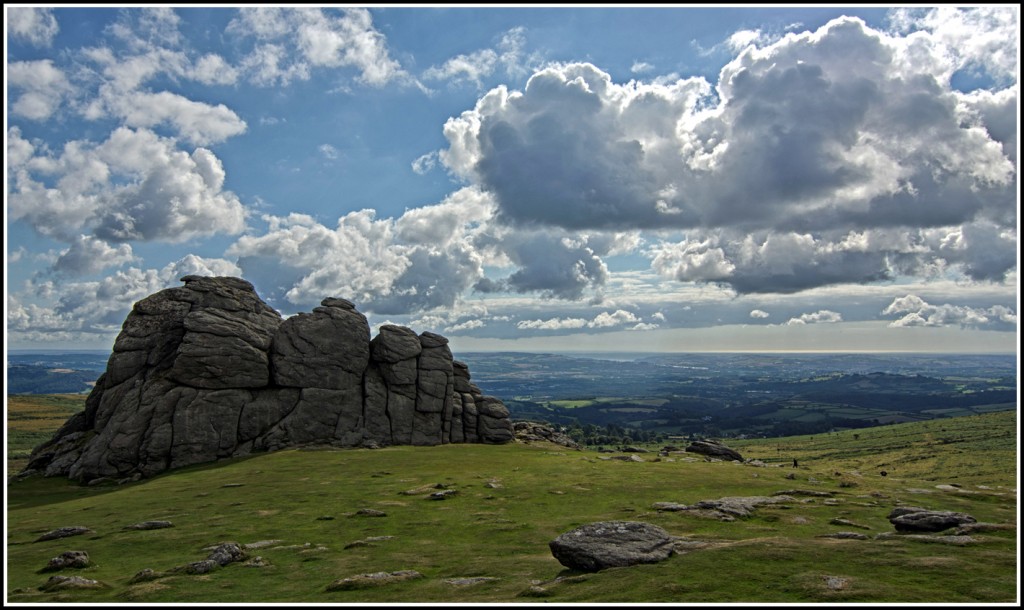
[124,520,173,530]
[823,576,850,591]
[829,518,870,530]
[679,495,796,520]
[428,489,459,500]
[887,507,976,533]
[316,516,335,521]
[127,569,166,584]
[242,556,270,567]
[817,532,869,540]
[484,481,503,489]
[445,577,500,586]
[184,560,219,574]
[684,439,743,462]
[774,489,833,497]
[955,522,1016,535]
[401,483,446,496]
[875,532,980,545]
[608,454,645,462]
[34,527,93,542]
[205,542,247,566]
[42,550,90,571]
[221,483,245,488]
[549,521,676,572]
[651,502,688,512]
[519,585,554,598]
[325,570,423,591]
[353,509,387,517]
[512,421,582,449]
[243,540,283,549]
[620,446,650,453]
[39,575,104,591]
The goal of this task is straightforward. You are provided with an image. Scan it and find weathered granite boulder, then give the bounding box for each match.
[684,439,744,462]
[24,276,512,484]
[887,506,977,533]
[549,521,677,572]
[42,551,91,571]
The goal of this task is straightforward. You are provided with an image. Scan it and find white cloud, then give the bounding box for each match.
[227,190,494,315]
[227,7,407,87]
[785,310,843,326]
[882,294,1017,329]
[411,151,439,175]
[7,60,73,120]
[192,53,240,85]
[8,127,247,243]
[889,6,1019,86]
[589,309,640,328]
[440,11,1016,298]
[516,317,588,330]
[319,143,340,160]
[631,61,654,74]
[630,322,660,331]
[516,309,641,331]
[445,319,486,333]
[7,6,59,47]
[750,309,770,319]
[53,235,135,276]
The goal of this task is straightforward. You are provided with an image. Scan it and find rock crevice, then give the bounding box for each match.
[26,276,513,483]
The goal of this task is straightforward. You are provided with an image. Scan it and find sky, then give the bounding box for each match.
[4,5,1020,355]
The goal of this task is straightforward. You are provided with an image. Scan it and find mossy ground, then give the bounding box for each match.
[5,400,1018,604]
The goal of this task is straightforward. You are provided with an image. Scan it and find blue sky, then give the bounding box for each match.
[5,5,1019,354]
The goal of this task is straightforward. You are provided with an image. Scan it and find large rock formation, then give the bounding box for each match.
[24,276,513,484]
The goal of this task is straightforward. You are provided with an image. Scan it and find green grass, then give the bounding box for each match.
[6,394,88,477]
[5,401,1018,603]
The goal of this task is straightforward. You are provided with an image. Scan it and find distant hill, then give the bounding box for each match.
[6,364,99,394]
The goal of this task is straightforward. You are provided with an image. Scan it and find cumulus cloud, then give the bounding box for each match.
[440,11,1017,296]
[7,255,242,344]
[53,235,135,276]
[227,7,408,87]
[750,309,770,319]
[516,309,642,331]
[882,294,1017,329]
[445,319,486,333]
[319,144,340,160]
[228,188,494,314]
[7,60,73,120]
[411,151,438,175]
[8,127,247,243]
[473,230,611,300]
[785,310,843,325]
[191,53,240,85]
[423,27,532,88]
[7,6,59,47]
[516,317,588,330]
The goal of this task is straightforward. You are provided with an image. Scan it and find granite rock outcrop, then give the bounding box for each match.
[25,276,513,484]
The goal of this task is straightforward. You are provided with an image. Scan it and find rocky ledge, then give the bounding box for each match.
[24,276,513,484]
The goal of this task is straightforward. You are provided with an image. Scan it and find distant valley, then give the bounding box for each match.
[458,351,1017,441]
[6,350,1016,442]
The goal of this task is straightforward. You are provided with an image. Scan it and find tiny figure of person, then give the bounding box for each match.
[792,458,798,468]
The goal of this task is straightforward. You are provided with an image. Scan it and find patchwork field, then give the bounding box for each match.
[5,398,1018,604]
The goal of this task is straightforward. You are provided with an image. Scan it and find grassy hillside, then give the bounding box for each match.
[6,394,88,476]
[5,401,1018,603]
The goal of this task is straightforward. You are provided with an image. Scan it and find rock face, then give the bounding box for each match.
[887,506,977,533]
[25,276,513,484]
[684,439,744,462]
[549,521,677,572]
